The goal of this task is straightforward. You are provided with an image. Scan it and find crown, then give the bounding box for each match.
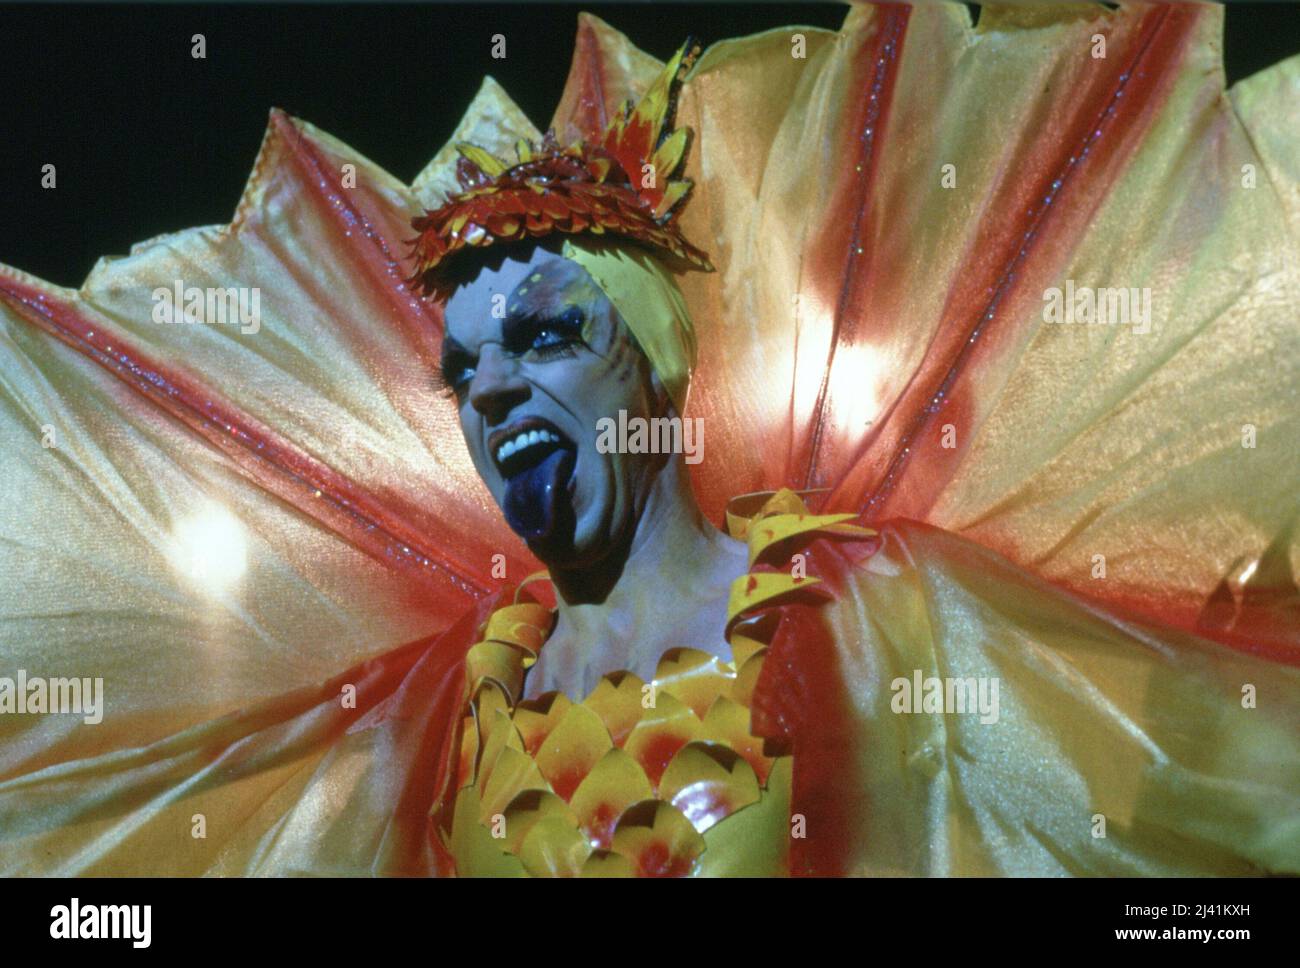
[408,40,714,302]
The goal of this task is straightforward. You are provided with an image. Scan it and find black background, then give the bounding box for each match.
[1,875,1290,953]
[2,2,1297,287]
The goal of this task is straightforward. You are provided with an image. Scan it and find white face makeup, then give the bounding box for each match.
[441,246,671,570]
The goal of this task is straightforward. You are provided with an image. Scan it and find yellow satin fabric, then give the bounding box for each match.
[1,523,1294,875]
[0,640,440,875]
[826,522,1300,876]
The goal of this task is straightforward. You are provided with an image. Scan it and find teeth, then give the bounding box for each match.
[496,428,560,464]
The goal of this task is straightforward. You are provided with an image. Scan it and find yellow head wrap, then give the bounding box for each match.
[561,237,697,414]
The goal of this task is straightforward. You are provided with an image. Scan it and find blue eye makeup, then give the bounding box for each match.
[437,305,587,398]
[503,305,586,359]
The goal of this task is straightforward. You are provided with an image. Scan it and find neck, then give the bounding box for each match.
[535,457,746,690]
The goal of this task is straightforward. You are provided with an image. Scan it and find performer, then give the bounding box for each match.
[0,3,1296,876]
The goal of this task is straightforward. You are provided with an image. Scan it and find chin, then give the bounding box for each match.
[550,498,608,568]
[549,476,627,572]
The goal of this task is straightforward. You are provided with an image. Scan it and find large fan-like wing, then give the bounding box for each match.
[653,3,1299,659]
[0,102,540,771]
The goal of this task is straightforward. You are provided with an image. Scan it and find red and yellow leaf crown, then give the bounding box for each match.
[409,40,714,302]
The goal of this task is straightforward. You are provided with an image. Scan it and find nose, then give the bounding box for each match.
[468,343,529,424]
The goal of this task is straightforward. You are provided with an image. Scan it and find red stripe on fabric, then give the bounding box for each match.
[0,274,489,601]
[797,3,912,492]
[272,111,444,370]
[860,4,1198,517]
[752,598,864,876]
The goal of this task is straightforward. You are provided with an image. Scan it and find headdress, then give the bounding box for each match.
[408,41,713,303]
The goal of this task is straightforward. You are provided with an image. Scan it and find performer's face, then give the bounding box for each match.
[442,246,667,569]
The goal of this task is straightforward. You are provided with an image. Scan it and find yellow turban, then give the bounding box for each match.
[561,237,696,414]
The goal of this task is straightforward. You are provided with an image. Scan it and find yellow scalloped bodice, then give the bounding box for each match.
[439,489,874,877]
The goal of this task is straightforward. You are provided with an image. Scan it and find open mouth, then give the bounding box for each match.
[488,417,577,542]
[490,417,573,480]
